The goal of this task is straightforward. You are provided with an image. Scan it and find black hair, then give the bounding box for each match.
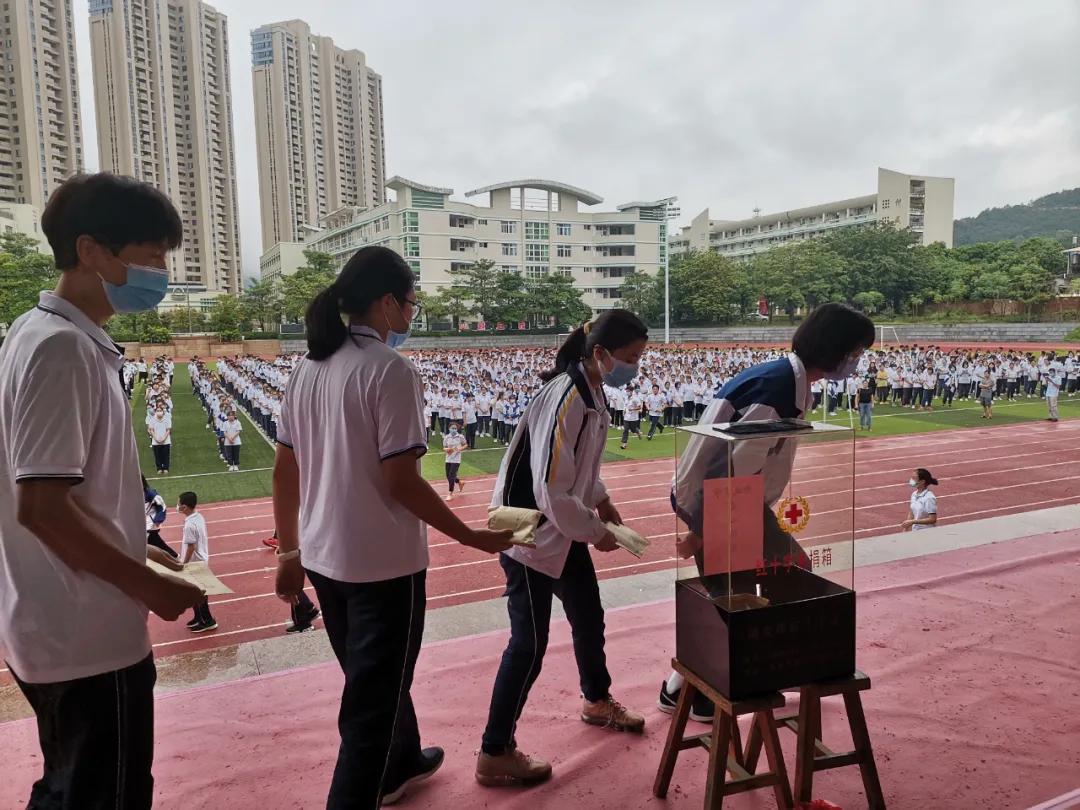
[178,491,198,509]
[540,309,648,383]
[141,475,150,491]
[791,303,876,374]
[305,246,414,361]
[915,468,939,487]
[41,173,183,270]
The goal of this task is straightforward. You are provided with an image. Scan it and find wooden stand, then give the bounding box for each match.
[654,659,794,809]
[744,670,886,809]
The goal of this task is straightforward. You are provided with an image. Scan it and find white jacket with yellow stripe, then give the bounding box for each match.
[491,362,611,577]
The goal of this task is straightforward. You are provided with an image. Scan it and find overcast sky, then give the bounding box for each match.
[71,0,1080,280]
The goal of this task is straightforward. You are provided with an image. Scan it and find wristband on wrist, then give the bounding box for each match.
[276,548,300,562]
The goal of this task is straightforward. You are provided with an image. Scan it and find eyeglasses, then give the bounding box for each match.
[404,297,423,318]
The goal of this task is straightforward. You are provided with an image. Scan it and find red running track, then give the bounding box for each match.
[139,420,1080,657]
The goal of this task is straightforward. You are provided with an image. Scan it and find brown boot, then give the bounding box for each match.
[475,746,552,787]
[581,696,645,733]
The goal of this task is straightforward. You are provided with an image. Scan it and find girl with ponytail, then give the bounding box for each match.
[476,308,649,788]
[272,245,513,806]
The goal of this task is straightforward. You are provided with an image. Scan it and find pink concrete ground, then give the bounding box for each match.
[4,526,1078,809]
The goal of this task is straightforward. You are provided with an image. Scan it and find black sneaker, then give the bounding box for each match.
[382,746,444,805]
[656,681,715,723]
[186,618,201,629]
[286,608,320,634]
[190,621,218,633]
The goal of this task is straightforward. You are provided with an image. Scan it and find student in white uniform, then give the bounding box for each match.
[147,405,172,474]
[476,310,649,789]
[222,411,242,471]
[442,422,468,500]
[177,491,216,632]
[0,173,203,809]
[271,246,512,808]
[902,469,939,531]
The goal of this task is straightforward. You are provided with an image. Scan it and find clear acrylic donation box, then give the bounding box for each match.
[672,419,856,700]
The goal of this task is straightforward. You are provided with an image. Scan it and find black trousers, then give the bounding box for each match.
[482,543,611,755]
[647,414,664,437]
[146,529,177,558]
[446,462,461,492]
[621,419,641,443]
[306,568,426,810]
[684,402,695,420]
[224,445,241,466]
[12,655,156,810]
[151,444,170,471]
[465,423,477,449]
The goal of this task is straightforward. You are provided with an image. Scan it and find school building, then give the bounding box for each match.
[259,177,675,313]
[671,167,954,258]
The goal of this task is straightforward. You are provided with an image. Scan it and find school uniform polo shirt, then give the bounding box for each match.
[277,326,429,584]
[0,292,149,683]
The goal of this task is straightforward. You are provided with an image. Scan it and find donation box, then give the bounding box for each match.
[672,419,856,700]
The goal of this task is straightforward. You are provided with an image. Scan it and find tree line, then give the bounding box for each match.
[621,223,1067,324]
[0,224,1070,341]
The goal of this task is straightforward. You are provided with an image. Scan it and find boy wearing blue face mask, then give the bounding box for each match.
[0,173,205,809]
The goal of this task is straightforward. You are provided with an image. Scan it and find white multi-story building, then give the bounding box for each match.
[259,178,673,314]
[251,19,386,251]
[0,0,83,209]
[672,168,954,258]
[0,202,50,252]
[89,0,242,294]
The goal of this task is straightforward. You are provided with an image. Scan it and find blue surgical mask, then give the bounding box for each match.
[601,352,639,388]
[101,264,170,313]
[384,299,410,349]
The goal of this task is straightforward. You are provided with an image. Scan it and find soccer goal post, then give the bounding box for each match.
[877,324,906,348]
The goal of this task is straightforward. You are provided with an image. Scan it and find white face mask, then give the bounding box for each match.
[908,479,918,487]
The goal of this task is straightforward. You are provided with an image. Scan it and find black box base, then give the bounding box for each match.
[675,567,855,700]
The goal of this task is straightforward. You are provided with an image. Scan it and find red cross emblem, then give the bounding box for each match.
[776,496,810,533]
[784,502,804,525]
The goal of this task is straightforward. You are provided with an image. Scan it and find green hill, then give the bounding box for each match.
[955,188,1080,246]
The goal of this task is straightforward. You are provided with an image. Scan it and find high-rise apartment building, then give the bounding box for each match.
[89,0,241,293]
[251,19,386,251]
[0,0,83,208]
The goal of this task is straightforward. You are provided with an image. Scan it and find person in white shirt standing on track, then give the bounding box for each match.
[476,309,650,789]
[442,422,468,501]
[902,468,939,531]
[271,246,512,809]
[1044,357,1063,422]
[178,491,217,632]
[0,173,204,809]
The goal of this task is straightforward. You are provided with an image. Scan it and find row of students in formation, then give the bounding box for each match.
[189,360,245,471]
[135,357,174,474]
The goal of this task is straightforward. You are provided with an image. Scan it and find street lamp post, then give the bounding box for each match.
[662,198,680,345]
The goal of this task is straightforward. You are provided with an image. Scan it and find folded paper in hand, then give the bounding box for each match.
[606,522,650,557]
[148,559,232,595]
[487,506,541,546]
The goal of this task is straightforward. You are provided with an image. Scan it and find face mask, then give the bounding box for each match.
[384,298,410,350]
[908,479,918,487]
[601,351,639,388]
[449,428,458,435]
[101,264,170,313]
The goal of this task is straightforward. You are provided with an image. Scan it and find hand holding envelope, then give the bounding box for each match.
[487,506,651,557]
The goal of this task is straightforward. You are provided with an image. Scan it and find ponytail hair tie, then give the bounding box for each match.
[583,321,593,335]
